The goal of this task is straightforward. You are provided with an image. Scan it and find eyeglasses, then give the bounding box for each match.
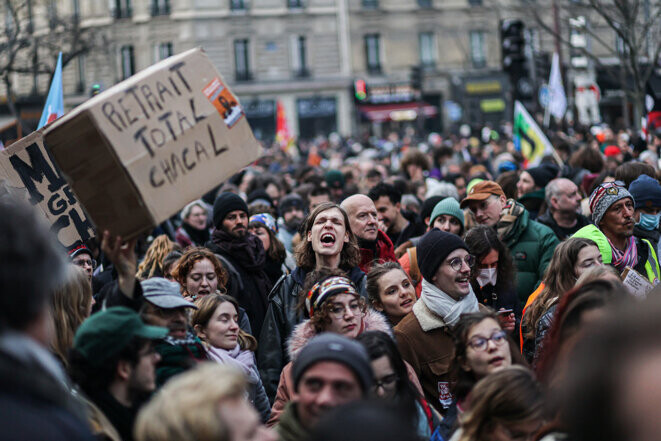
[73,258,97,270]
[327,300,365,319]
[467,330,507,351]
[373,374,399,391]
[446,254,476,272]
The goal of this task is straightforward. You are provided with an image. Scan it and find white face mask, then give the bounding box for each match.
[476,268,497,287]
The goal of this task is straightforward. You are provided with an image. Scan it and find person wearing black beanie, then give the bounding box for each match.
[517,164,559,219]
[206,192,271,338]
[393,229,480,415]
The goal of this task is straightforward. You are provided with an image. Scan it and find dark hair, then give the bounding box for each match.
[368,183,402,205]
[309,185,331,199]
[569,146,605,173]
[464,225,516,293]
[69,336,149,395]
[248,220,286,263]
[443,173,465,186]
[450,312,525,402]
[162,250,183,278]
[560,296,661,441]
[400,149,431,177]
[614,162,656,188]
[535,279,627,384]
[356,331,421,427]
[0,196,67,331]
[366,262,410,306]
[294,202,360,272]
[496,170,520,200]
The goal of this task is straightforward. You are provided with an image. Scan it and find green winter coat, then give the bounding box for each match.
[500,204,560,302]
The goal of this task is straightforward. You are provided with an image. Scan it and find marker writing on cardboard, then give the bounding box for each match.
[9,142,95,249]
[148,123,228,188]
[101,62,192,133]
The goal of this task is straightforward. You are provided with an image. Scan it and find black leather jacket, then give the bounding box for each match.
[257,266,367,403]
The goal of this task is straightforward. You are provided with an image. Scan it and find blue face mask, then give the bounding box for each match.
[637,212,661,231]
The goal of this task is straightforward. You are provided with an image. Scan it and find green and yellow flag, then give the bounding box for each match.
[513,101,557,167]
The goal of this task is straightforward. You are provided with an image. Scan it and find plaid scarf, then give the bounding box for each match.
[608,236,637,272]
[496,199,525,241]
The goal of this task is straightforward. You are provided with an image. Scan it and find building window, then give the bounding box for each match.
[468,0,482,5]
[365,34,381,74]
[120,45,135,79]
[156,42,173,61]
[230,0,247,10]
[151,0,170,16]
[291,35,309,77]
[418,0,432,7]
[470,30,486,68]
[362,0,378,8]
[419,32,436,67]
[287,0,303,8]
[234,39,252,81]
[47,0,57,29]
[114,0,132,18]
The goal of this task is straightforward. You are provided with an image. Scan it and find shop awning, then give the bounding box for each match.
[358,102,438,123]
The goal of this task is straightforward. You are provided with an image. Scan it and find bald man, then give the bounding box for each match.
[538,178,591,240]
[342,194,397,273]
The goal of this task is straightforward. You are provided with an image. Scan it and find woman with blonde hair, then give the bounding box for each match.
[521,237,602,364]
[451,366,546,441]
[51,265,94,366]
[136,235,180,280]
[192,294,270,422]
[135,363,276,441]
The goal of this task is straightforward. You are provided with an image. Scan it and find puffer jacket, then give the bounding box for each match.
[266,309,393,427]
[498,201,559,302]
[257,266,367,403]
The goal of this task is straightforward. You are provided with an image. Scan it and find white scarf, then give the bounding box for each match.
[420,279,479,327]
[206,344,260,384]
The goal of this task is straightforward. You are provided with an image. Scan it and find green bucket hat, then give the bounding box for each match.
[74,307,168,367]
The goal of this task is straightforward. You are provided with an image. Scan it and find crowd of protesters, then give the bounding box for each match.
[3,122,661,441]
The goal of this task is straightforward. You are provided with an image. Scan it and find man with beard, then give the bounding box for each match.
[278,193,306,253]
[368,183,425,248]
[69,307,168,441]
[140,278,207,386]
[341,194,397,273]
[206,192,271,338]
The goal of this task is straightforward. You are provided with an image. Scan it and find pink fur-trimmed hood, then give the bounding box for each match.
[286,309,392,360]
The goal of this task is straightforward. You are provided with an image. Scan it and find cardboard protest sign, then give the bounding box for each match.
[0,131,94,249]
[44,48,261,239]
[621,267,655,299]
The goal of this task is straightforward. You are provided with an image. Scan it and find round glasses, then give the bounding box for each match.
[446,254,476,272]
[467,330,507,351]
[73,257,97,270]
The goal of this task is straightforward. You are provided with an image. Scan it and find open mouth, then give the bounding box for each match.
[489,356,505,366]
[320,233,336,245]
[400,298,413,308]
[455,276,470,288]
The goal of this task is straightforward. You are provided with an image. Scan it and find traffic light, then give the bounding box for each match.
[354,79,367,101]
[500,19,525,73]
[410,66,423,91]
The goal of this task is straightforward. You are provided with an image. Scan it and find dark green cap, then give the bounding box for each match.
[73,307,168,367]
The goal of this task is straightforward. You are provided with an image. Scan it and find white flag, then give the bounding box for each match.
[548,52,567,119]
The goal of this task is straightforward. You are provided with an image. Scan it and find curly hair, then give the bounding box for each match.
[137,235,180,280]
[522,237,597,341]
[171,247,228,295]
[400,148,431,178]
[191,293,257,352]
[295,268,364,331]
[294,202,361,272]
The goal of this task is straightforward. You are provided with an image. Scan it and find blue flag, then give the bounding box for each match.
[37,52,64,129]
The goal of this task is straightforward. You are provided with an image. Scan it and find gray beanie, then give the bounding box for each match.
[588,181,633,227]
[292,333,373,392]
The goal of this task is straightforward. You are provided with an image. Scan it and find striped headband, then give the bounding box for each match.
[305,276,359,317]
